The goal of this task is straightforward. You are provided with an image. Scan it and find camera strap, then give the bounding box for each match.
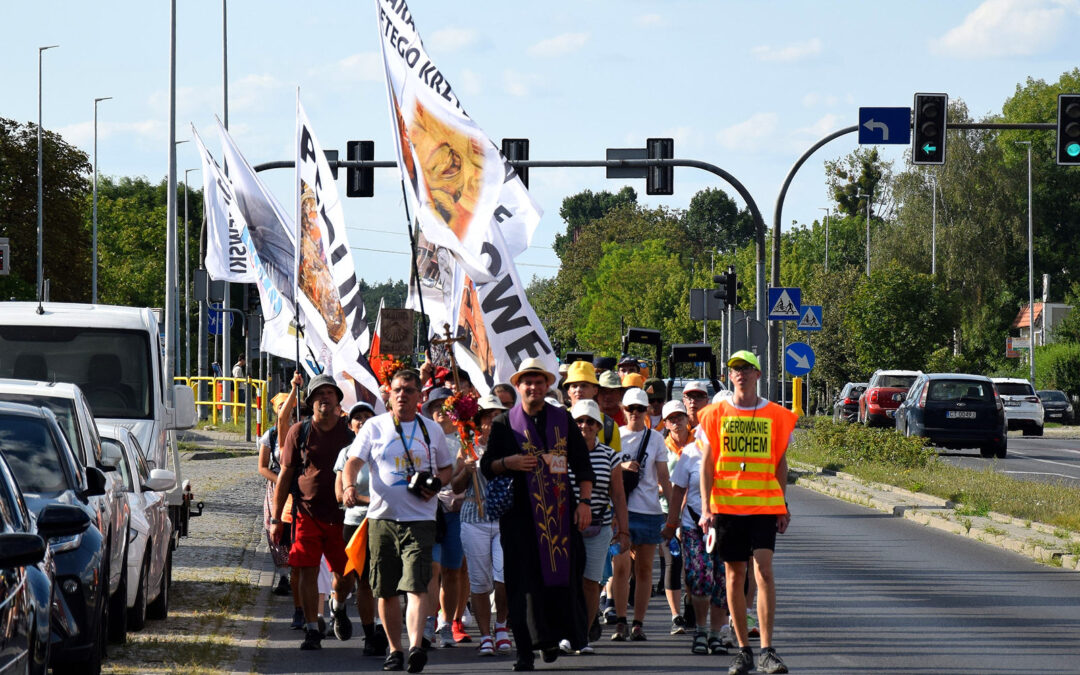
[393,415,432,476]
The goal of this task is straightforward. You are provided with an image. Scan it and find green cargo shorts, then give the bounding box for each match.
[367,519,436,598]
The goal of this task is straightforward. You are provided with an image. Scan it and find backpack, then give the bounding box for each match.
[288,419,354,502]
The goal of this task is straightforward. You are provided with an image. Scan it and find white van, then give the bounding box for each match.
[0,302,197,546]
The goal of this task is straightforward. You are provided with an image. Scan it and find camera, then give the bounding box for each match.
[407,471,442,497]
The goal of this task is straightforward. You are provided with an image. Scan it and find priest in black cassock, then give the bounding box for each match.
[481,357,595,671]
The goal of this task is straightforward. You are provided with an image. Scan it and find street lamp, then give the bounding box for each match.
[1015,140,1035,385]
[92,96,112,304]
[183,168,200,377]
[930,174,937,276]
[818,207,830,273]
[37,44,59,303]
[856,188,872,277]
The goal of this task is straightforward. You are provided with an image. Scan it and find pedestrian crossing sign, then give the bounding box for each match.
[797,305,822,331]
[768,287,801,320]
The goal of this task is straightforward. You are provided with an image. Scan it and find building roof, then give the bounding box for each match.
[1012,303,1043,329]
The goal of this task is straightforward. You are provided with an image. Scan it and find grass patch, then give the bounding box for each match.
[196,418,258,434]
[792,418,1080,532]
[983,525,1007,537]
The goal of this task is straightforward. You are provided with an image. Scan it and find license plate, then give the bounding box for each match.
[1004,400,1019,407]
[946,410,976,419]
[886,410,895,418]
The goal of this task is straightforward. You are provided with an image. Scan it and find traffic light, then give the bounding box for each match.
[501,138,530,188]
[1057,94,1080,166]
[245,283,260,311]
[724,266,740,309]
[713,273,729,304]
[912,93,947,165]
[346,140,375,198]
[646,137,673,195]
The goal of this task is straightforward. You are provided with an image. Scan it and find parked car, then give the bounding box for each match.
[1036,389,1074,424]
[991,378,1045,436]
[0,380,131,643]
[99,424,175,629]
[859,370,921,427]
[0,402,108,675]
[894,374,1008,458]
[833,382,868,423]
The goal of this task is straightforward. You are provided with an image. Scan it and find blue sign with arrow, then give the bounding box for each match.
[784,342,815,376]
[207,302,234,335]
[858,107,911,145]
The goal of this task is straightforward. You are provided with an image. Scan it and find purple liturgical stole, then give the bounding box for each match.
[508,403,571,587]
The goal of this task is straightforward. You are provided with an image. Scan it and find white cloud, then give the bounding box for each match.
[801,92,841,108]
[230,74,287,111]
[527,32,590,58]
[459,68,483,96]
[796,113,844,137]
[428,27,478,53]
[503,69,531,97]
[325,52,382,83]
[59,119,165,150]
[716,113,779,151]
[636,13,664,27]
[751,38,822,62]
[933,0,1077,58]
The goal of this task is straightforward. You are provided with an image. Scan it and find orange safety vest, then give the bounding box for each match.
[699,400,796,515]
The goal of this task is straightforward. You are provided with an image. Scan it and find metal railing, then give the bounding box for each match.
[174,376,269,432]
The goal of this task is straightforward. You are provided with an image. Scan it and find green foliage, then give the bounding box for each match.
[799,417,937,469]
[553,186,637,259]
[824,147,893,220]
[1034,342,1080,396]
[685,187,754,254]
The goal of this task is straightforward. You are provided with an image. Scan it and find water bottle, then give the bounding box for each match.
[668,536,681,557]
[608,542,621,558]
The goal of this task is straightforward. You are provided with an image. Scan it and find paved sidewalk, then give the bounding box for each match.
[791,462,1080,571]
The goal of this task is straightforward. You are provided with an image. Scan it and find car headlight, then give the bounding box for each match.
[49,533,83,554]
[62,578,80,595]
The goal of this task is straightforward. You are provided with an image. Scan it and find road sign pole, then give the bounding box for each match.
[781,322,787,407]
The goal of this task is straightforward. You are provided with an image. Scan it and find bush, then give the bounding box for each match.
[799,417,937,470]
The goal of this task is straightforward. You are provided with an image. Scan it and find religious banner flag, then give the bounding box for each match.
[192,126,255,284]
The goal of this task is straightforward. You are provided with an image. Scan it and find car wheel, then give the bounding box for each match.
[108,546,129,643]
[147,549,171,620]
[128,552,150,631]
[29,622,49,675]
[979,445,995,458]
[1033,423,1044,437]
[995,442,1008,459]
[56,593,106,675]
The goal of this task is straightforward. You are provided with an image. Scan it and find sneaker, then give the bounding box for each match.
[747,612,760,639]
[461,608,474,627]
[588,613,602,642]
[495,628,512,654]
[300,627,323,651]
[541,646,560,663]
[478,636,495,656]
[728,648,754,675]
[406,646,428,673]
[290,607,305,630]
[709,636,728,655]
[383,650,404,671]
[437,622,453,648]
[559,639,574,654]
[758,647,789,674]
[629,624,647,641]
[273,574,291,596]
[365,624,389,656]
[422,616,437,650]
[451,619,471,643]
[579,642,595,655]
[692,632,709,655]
[317,616,326,636]
[610,622,628,641]
[670,615,687,635]
[333,599,353,641]
[720,624,736,648]
[603,605,617,625]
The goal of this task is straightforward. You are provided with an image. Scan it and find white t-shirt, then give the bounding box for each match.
[334,448,370,526]
[347,413,452,522]
[617,426,668,515]
[670,445,703,531]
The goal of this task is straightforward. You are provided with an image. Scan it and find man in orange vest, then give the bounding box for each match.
[696,350,793,675]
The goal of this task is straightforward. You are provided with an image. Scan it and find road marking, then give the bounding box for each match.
[1002,470,1079,481]
[1006,450,1080,473]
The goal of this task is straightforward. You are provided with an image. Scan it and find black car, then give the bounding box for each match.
[0,450,91,675]
[1037,390,1074,424]
[894,374,1007,458]
[833,382,868,423]
[0,402,109,675]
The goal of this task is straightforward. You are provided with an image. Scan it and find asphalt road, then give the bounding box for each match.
[248,485,1080,674]
[937,434,1080,488]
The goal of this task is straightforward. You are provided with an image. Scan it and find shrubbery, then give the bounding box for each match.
[796,417,937,470]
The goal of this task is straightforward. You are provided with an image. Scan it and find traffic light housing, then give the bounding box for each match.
[712,273,729,304]
[346,140,375,198]
[724,267,740,308]
[1057,94,1080,166]
[912,93,947,165]
[501,138,530,188]
[646,137,673,195]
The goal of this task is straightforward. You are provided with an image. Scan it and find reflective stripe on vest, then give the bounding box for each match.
[703,400,795,515]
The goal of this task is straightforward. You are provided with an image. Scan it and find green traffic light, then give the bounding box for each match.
[1068,142,1080,158]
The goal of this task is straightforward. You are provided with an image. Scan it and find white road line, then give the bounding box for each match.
[1002,470,1079,481]
[1006,450,1080,472]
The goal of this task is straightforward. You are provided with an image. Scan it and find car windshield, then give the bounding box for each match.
[928,380,992,402]
[996,382,1034,396]
[0,415,69,494]
[1038,391,1067,402]
[877,375,917,388]
[0,394,82,465]
[0,326,153,419]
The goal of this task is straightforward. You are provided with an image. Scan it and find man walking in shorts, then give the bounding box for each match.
[697,351,794,675]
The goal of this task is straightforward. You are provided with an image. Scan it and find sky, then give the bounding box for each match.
[3,0,1078,287]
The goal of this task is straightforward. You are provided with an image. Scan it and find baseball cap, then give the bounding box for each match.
[348,401,375,419]
[661,400,688,420]
[621,373,645,389]
[422,387,453,416]
[618,355,640,368]
[593,356,617,371]
[570,399,603,425]
[622,388,649,408]
[564,360,599,386]
[643,378,666,400]
[682,381,708,396]
[306,373,343,402]
[597,371,623,390]
[727,350,761,370]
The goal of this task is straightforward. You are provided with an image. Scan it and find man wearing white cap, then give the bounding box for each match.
[481,358,595,671]
[682,380,711,428]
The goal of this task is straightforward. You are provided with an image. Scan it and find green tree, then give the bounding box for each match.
[553,186,637,259]
[0,117,92,301]
[684,187,754,254]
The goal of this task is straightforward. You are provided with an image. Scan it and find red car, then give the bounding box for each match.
[859,369,921,427]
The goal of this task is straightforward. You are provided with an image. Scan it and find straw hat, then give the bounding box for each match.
[509,357,557,387]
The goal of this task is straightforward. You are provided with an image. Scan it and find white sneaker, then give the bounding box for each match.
[461,608,474,627]
[559,639,573,654]
[579,642,595,655]
[720,624,736,648]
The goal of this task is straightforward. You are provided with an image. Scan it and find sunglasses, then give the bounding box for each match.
[625,405,648,413]
[683,392,708,400]
[730,364,756,373]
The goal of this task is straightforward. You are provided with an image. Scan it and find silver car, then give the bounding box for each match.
[991,378,1045,436]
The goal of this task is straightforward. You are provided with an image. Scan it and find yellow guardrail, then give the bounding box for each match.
[174,376,269,431]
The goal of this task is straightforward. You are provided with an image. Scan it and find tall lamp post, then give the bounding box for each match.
[1015,140,1035,384]
[37,44,59,302]
[856,188,872,277]
[92,96,112,304]
[930,174,938,277]
[183,168,200,377]
[818,207,830,273]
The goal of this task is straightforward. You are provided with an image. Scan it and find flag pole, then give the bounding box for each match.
[400,180,430,356]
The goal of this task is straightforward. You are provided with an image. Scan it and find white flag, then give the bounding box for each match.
[192,127,255,283]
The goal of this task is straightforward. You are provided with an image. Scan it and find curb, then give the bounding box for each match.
[790,462,1080,572]
[228,501,276,675]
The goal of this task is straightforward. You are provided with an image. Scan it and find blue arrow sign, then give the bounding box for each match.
[768,287,801,320]
[784,342,815,376]
[797,305,823,331]
[207,302,234,335]
[858,107,911,145]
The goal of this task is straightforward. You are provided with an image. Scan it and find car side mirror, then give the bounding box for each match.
[143,468,176,493]
[83,466,108,499]
[0,533,47,567]
[167,385,198,430]
[101,443,122,471]
[37,504,92,539]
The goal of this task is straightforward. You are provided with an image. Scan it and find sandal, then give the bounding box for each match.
[495,628,512,653]
[692,632,709,655]
[478,636,495,656]
[708,636,727,655]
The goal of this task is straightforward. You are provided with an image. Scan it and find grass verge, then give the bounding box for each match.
[791,418,1080,532]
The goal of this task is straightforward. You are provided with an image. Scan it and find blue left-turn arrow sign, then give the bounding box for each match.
[858,107,911,145]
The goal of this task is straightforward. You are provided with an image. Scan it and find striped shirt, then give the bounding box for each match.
[570,442,617,526]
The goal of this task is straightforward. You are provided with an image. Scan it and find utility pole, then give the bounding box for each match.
[856,188,872,277]
[1015,140,1035,384]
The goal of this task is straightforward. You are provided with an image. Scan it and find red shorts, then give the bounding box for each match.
[289,509,347,574]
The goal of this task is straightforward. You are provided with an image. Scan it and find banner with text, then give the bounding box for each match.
[193,127,255,284]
